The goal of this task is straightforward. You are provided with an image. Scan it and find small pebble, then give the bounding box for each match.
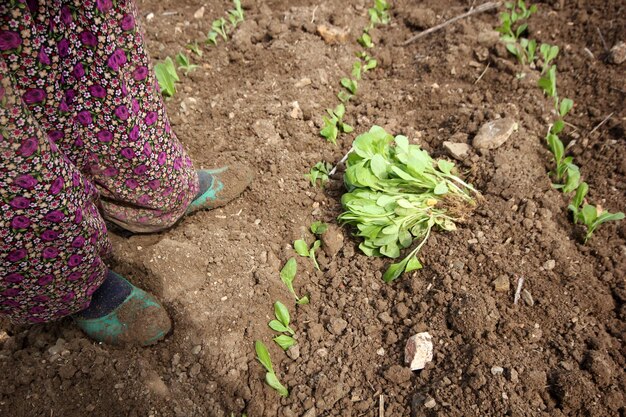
[491,366,504,375]
[543,259,556,270]
[191,345,202,355]
[424,397,436,408]
[521,289,534,306]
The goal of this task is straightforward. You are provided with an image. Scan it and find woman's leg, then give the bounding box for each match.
[4,0,199,233]
[0,63,110,324]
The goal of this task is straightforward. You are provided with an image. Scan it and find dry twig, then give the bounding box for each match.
[474,62,490,84]
[402,1,501,46]
[513,276,524,305]
[379,394,385,417]
[588,112,614,137]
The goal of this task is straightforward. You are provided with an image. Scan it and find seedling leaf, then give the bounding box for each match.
[274,301,290,327]
[294,240,310,257]
[273,335,296,351]
[254,341,273,373]
[265,372,289,397]
[311,221,328,235]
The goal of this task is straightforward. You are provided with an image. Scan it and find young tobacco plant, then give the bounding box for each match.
[270,301,296,350]
[496,0,537,43]
[338,126,479,282]
[357,52,378,72]
[154,57,179,97]
[306,161,332,188]
[539,43,559,73]
[310,221,328,235]
[186,42,203,57]
[294,239,321,270]
[227,0,245,28]
[254,341,289,397]
[280,258,309,305]
[367,0,391,29]
[567,183,624,242]
[341,78,358,95]
[358,32,374,48]
[175,52,199,75]
[320,104,354,144]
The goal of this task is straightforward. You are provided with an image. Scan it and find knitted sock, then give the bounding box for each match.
[78,270,132,319]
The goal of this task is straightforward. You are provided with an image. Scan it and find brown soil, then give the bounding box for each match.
[1,0,625,416]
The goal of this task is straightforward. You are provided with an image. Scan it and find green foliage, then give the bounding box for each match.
[254,341,289,397]
[206,31,219,45]
[538,64,558,107]
[186,42,203,57]
[293,239,321,270]
[357,52,378,72]
[310,221,328,235]
[352,61,362,80]
[154,57,179,97]
[270,301,296,350]
[338,126,479,282]
[175,52,199,75]
[320,104,353,145]
[279,258,309,305]
[573,205,625,243]
[496,0,537,41]
[305,161,332,188]
[539,43,559,72]
[358,32,373,48]
[367,0,391,29]
[228,0,245,28]
[212,18,229,40]
[567,182,588,222]
[341,78,358,95]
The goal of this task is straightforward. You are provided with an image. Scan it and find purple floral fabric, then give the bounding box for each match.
[0,0,199,324]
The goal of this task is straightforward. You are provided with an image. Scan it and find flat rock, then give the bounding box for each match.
[477,30,500,48]
[328,318,347,335]
[493,275,510,292]
[404,332,433,371]
[608,41,626,64]
[443,141,470,160]
[473,118,518,150]
[316,25,349,44]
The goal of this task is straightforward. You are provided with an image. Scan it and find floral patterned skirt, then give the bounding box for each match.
[0,0,199,324]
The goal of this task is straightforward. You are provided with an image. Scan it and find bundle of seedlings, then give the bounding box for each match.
[338,126,480,282]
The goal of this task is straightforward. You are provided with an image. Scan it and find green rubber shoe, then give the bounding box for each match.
[186,164,253,214]
[74,276,171,346]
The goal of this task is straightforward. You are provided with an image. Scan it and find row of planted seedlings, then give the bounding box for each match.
[154,0,245,97]
[253,0,397,398]
[496,1,623,241]
[253,0,488,399]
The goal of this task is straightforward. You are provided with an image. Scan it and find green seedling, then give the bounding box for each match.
[356,52,378,71]
[186,42,203,57]
[367,0,391,29]
[338,126,479,283]
[227,0,245,28]
[206,31,219,45]
[269,301,295,336]
[154,57,179,97]
[212,18,229,40]
[279,258,309,305]
[270,301,296,350]
[294,239,321,270]
[575,204,624,243]
[341,78,358,95]
[496,0,537,42]
[175,52,199,75]
[358,32,374,48]
[305,161,332,188]
[553,159,581,193]
[320,104,353,145]
[567,182,588,222]
[254,341,289,397]
[352,61,362,80]
[310,221,328,235]
[337,90,353,103]
[559,98,573,117]
[539,43,559,73]
[538,64,558,106]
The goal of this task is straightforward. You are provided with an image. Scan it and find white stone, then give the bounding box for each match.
[473,118,518,150]
[443,141,470,160]
[404,332,433,371]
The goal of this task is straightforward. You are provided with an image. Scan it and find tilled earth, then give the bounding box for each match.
[1,0,625,416]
